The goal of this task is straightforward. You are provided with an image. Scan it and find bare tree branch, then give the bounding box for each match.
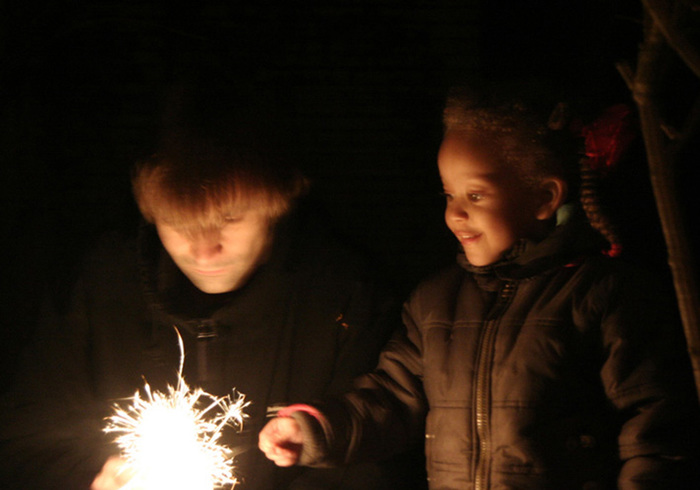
[627,10,700,400]
[644,0,700,78]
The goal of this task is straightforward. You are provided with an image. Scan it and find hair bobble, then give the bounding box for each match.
[581,104,636,175]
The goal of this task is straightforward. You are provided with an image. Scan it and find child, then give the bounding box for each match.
[259,86,700,489]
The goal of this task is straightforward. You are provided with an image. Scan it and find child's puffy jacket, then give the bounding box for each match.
[296,217,700,489]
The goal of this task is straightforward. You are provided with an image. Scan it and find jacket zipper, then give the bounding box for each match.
[195,320,218,387]
[474,281,516,490]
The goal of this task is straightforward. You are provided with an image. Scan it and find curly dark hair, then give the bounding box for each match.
[443,87,580,192]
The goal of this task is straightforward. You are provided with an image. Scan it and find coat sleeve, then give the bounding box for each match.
[595,264,700,489]
[323,277,402,396]
[283,269,429,489]
[0,276,117,490]
[295,298,428,468]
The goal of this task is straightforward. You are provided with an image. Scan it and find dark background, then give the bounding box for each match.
[1,0,679,387]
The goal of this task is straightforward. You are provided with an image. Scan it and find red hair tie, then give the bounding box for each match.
[580,104,636,175]
[603,243,623,258]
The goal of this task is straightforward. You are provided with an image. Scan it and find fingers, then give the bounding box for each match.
[263,444,301,467]
[90,456,136,490]
[258,417,304,467]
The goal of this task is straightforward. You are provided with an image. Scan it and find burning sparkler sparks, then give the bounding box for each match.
[104,329,250,489]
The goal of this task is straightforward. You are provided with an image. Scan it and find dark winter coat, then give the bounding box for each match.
[0,210,410,490]
[295,217,700,489]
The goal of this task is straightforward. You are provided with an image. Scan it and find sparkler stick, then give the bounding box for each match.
[104,328,250,489]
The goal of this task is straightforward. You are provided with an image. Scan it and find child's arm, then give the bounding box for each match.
[259,313,428,468]
[597,265,700,487]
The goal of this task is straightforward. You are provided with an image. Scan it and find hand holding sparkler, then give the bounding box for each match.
[91,456,138,490]
[99,329,250,490]
[258,417,304,467]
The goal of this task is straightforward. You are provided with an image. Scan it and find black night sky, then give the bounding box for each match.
[2,0,692,387]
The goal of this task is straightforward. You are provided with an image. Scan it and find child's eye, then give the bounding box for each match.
[468,193,483,202]
[441,191,453,201]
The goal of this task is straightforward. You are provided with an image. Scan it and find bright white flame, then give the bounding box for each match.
[104,329,250,489]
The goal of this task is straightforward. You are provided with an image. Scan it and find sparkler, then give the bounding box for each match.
[104,329,250,489]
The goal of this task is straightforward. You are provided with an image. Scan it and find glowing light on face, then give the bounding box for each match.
[104,330,250,489]
[439,130,546,266]
[155,210,274,294]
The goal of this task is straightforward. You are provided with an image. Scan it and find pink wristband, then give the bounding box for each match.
[277,404,323,422]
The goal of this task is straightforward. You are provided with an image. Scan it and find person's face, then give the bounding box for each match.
[438,130,548,267]
[156,209,274,294]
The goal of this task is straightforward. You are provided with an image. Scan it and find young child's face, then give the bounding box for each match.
[438,130,548,266]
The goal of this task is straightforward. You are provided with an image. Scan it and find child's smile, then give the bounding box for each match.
[453,230,482,247]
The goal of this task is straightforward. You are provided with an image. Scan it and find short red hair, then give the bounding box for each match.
[132,132,309,233]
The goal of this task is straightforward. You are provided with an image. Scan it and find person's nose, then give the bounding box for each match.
[445,200,469,223]
[190,232,223,263]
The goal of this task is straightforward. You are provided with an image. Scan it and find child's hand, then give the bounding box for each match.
[258,416,304,467]
[90,455,137,489]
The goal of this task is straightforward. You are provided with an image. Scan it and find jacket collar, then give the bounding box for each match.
[135,213,298,333]
[458,212,606,281]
